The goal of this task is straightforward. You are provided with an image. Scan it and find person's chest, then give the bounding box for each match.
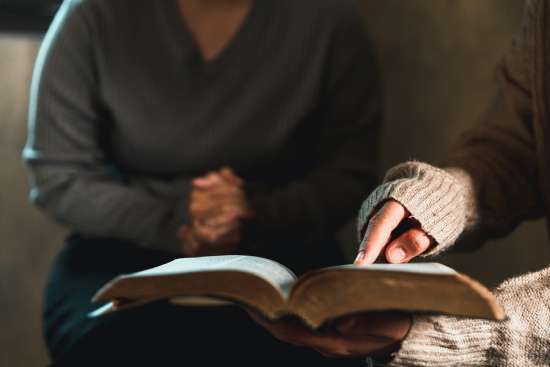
[92,0,330,177]
[176,0,253,63]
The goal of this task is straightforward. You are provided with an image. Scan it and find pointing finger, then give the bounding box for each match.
[355,200,407,265]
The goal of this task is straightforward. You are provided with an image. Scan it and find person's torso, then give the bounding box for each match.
[81,0,345,187]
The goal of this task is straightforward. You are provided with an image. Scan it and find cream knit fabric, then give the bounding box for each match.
[391,266,550,366]
[357,162,467,255]
[359,162,550,366]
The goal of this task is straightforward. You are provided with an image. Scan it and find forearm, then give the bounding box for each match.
[26,164,190,253]
[129,175,192,201]
[390,266,550,366]
[357,156,542,256]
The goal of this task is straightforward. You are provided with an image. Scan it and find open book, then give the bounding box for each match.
[91,255,505,329]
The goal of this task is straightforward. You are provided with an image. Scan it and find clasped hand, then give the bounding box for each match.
[178,167,253,256]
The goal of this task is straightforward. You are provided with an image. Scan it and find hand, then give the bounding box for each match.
[248,311,411,358]
[180,167,253,256]
[190,167,252,227]
[178,222,240,257]
[355,200,433,265]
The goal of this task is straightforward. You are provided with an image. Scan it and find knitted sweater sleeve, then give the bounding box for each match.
[357,0,545,255]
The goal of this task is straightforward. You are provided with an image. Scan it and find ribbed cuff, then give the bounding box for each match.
[357,161,467,255]
[389,314,494,367]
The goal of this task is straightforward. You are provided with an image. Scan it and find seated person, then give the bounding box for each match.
[251,0,550,365]
[23,0,381,365]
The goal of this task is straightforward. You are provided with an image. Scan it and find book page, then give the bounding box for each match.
[331,262,456,275]
[131,255,297,295]
[289,262,502,329]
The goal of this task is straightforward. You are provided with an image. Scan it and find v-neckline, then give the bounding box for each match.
[165,0,261,71]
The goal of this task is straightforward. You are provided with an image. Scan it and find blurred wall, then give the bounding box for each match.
[0,35,66,367]
[1,1,549,366]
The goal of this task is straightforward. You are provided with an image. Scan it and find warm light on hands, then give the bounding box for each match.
[355,200,433,265]
[248,311,411,358]
[179,167,253,256]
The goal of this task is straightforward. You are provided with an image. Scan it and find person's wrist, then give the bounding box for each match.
[358,162,466,256]
[178,224,200,256]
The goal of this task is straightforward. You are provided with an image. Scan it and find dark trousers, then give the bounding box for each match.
[44,234,363,366]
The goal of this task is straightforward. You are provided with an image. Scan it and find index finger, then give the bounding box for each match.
[355,200,407,265]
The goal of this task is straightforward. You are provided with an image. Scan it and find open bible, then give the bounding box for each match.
[91,255,505,329]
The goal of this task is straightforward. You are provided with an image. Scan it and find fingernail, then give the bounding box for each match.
[354,251,365,264]
[390,247,406,263]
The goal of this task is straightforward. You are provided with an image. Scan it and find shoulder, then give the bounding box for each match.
[41,0,119,51]
[39,0,140,66]
[61,0,132,14]
[54,0,142,31]
[47,0,159,56]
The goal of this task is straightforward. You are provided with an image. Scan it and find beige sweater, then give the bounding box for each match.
[359,1,550,365]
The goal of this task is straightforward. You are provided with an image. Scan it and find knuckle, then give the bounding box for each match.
[368,212,382,226]
[405,230,429,253]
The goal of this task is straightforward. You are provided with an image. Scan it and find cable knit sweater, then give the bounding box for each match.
[358,1,550,365]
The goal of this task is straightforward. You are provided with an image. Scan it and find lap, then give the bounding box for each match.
[44,235,360,366]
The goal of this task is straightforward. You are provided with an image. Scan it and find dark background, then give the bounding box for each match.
[2,1,549,365]
[0,0,60,32]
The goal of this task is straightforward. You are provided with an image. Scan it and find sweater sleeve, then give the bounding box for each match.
[389,266,550,366]
[357,0,545,254]
[22,0,190,254]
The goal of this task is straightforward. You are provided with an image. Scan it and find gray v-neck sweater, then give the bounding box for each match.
[23,0,380,256]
